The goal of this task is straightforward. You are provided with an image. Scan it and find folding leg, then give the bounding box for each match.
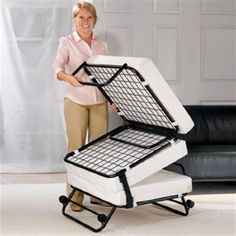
[59,187,194,232]
[152,195,194,216]
[59,186,117,232]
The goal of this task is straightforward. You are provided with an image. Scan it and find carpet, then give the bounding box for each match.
[0,183,235,236]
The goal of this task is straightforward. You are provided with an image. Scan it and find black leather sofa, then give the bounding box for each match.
[167,105,236,182]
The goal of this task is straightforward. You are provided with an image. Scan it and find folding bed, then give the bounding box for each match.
[59,55,195,232]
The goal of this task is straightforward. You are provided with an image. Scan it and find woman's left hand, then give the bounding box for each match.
[110,103,117,111]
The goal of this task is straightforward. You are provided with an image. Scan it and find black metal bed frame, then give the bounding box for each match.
[59,163,194,233]
[59,61,194,232]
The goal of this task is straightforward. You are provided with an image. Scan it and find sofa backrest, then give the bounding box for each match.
[183,105,236,145]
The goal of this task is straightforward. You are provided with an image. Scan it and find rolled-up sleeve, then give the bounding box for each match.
[52,37,69,78]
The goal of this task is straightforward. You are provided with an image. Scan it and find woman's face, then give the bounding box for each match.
[74,8,95,36]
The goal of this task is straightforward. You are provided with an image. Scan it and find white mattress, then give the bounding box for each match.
[65,139,187,193]
[67,169,192,206]
[65,56,194,206]
[87,55,194,134]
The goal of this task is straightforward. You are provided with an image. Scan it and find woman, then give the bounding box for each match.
[53,2,112,211]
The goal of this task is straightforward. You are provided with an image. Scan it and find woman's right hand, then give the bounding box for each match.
[57,71,84,87]
[67,75,84,87]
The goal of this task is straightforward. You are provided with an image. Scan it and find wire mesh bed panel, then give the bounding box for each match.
[86,55,194,134]
[65,130,187,193]
[60,56,195,232]
[84,64,176,130]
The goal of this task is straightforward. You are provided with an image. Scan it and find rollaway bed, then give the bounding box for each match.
[59,55,195,232]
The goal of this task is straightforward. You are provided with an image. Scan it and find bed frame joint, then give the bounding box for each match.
[118,169,133,208]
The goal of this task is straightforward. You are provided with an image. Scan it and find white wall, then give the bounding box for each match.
[94,0,236,105]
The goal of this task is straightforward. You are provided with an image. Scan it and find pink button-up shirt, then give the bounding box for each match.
[53,31,108,105]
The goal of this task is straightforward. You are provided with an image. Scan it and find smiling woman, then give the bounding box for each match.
[72,2,97,47]
[52,2,112,212]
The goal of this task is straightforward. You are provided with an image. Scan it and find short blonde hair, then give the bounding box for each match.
[72,2,98,24]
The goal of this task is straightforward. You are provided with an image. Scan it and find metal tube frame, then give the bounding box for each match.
[59,62,194,232]
[59,185,194,233]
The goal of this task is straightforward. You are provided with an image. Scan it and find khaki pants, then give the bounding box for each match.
[64,98,108,205]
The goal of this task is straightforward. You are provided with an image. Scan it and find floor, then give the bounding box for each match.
[0,173,67,185]
[0,173,236,236]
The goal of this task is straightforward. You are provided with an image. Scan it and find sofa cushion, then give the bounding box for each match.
[183,106,236,145]
[166,145,236,181]
[180,145,236,181]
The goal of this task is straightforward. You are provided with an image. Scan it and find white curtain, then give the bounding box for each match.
[0,0,74,173]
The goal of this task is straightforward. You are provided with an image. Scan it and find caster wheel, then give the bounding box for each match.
[59,195,68,204]
[186,200,194,208]
[97,214,107,223]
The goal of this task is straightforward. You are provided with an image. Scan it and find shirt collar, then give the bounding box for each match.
[72,31,95,43]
